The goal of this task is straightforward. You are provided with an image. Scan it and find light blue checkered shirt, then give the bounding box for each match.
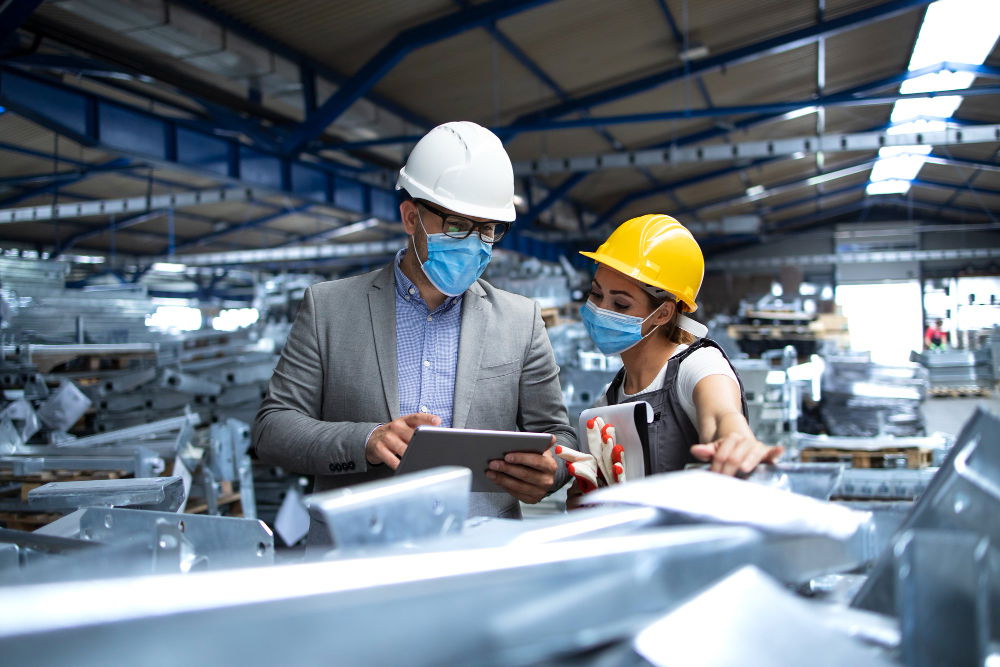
[393,250,462,427]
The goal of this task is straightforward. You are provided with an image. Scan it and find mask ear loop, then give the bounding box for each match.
[619,302,667,354]
[409,206,429,268]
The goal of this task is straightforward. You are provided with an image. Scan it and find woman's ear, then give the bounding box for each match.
[651,300,676,325]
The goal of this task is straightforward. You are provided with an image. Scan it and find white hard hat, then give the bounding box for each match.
[396,121,516,222]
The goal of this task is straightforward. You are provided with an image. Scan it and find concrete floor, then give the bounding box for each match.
[921,392,1000,437]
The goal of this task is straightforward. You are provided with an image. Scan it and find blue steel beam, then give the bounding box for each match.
[924,153,1000,173]
[0,157,133,207]
[333,61,993,149]
[0,162,140,188]
[653,0,716,108]
[511,0,933,129]
[281,0,555,155]
[520,172,588,224]
[593,157,782,229]
[494,85,1000,135]
[168,0,432,131]
[168,204,315,253]
[0,67,401,224]
[0,140,312,239]
[771,195,990,233]
[50,209,167,259]
[912,178,1000,199]
[0,0,43,43]
[451,0,628,154]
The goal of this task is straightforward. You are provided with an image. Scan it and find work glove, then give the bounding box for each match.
[554,444,600,493]
[555,417,627,497]
[585,416,626,484]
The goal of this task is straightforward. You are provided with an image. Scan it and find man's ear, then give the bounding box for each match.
[399,200,419,235]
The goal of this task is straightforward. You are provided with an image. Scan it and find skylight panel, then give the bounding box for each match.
[866,0,1000,197]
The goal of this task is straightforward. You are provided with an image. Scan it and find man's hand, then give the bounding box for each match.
[690,434,784,477]
[486,436,558,504]
[365,413,441,469]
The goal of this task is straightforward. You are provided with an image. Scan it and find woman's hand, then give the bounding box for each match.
[690,434,783,477]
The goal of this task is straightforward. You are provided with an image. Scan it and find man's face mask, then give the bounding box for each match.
[411,207,493,296]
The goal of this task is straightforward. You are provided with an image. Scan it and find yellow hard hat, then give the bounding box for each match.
[580,214,704,312]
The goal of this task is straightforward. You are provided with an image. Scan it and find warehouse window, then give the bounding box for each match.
[836,282,923,365]
[146,305,202,332]
[867,0,1000,195]
[212,308,259,332]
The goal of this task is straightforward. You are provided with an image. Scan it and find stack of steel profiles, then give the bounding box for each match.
[820,357,928,438]
[0,258,155,345]
[911,349,994,393]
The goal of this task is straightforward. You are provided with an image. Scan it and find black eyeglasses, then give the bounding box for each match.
[417,201,509,244]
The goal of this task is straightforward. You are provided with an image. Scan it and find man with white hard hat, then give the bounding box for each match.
[255,121,573,520]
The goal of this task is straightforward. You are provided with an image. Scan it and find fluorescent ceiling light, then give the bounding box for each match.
[867,0,1000,197]
[745,185,766,197]
[152,262,187,273]
[65,254,106,264]
[781,106,817,121]
[679,45,710,61]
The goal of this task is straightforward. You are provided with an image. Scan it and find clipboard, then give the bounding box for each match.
[396,426,553,492]
[577,401,654,479]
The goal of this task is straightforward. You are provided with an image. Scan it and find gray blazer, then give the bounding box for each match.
[253,262,574,518]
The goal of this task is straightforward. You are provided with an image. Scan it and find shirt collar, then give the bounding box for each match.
[393,249,462,312]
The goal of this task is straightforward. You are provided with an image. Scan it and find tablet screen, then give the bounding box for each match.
[396,426,553,492]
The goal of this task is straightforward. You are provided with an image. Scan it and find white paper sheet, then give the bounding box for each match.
[578,401,654,478]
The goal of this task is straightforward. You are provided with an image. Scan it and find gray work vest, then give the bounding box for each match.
[604,338,750,475]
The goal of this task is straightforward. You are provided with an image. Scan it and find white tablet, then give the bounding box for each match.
[396,426,553,493]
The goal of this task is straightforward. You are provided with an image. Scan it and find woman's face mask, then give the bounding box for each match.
[580,299,664,355]
[411,208,492,296]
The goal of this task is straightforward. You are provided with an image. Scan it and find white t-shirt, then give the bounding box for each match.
[594,344,739,431]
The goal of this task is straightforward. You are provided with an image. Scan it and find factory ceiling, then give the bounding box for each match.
[0,0,998,272]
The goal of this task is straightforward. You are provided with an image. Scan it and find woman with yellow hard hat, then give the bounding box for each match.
[556,214,782,500]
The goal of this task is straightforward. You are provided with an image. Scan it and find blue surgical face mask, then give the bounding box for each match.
[411,209,492,296]
[581,300,663,355]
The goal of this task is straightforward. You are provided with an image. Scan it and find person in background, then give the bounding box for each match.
[555,214,783,505]
[254,121,572,524]
[924,318,947,351]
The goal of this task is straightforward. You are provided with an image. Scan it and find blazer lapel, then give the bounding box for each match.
[452,282,490,429]
[368,265,400,421]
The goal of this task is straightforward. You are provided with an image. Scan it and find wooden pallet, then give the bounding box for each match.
[184,481,243,517]
[928,386,992,398]
[800,447,933,469]
[0,511,63,532]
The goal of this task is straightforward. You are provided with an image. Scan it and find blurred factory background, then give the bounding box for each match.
[0,1,999,665]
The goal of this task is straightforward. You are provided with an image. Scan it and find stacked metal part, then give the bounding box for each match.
[911,348,995,392]
[732,358,795,446]
[484,254,574,309]
[547,322,622,424]
[0,402,260,531]
[0,257,155,344]
[0,409,997,665]
[820,355,928,437]
[75,329,277,433]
